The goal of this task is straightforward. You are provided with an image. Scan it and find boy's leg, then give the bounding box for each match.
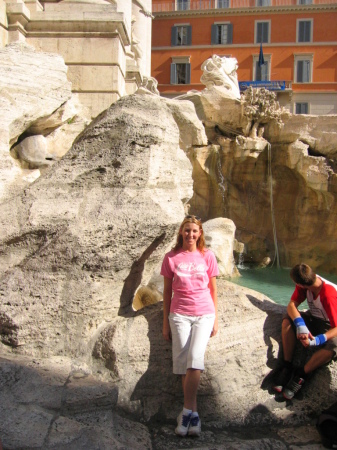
[281,316,297,363]
[273,316,297,393]
[283,317,336,400]
[304,349,334,374]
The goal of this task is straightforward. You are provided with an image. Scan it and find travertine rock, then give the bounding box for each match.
[11,135,56,169]
[203,217,238,277]
[265,114,337,159]
[0,42,89,201]
[0,93,204,357]
[190,135,337,271]
[0,42,72,148]
[93,279,337,429]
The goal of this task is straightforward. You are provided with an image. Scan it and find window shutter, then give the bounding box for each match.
[296,103,308,114]
[228,23,233,43]
[186,26,192,45]
[297,60,303,82]
[170,63,177,84]
[211,24,218,44]
[303,60,310,82]
[262,61,269,80]
[263,23,269,43]
[257,23,262,43]
[257,22,269,43]
[299,21,311,42]
[299,22,304,42]
[255,61,262,81]
[186,64,191,84]
[304,22,311,41]
[171,26,178,46]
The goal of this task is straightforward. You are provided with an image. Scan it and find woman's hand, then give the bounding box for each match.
[211,316,218,337]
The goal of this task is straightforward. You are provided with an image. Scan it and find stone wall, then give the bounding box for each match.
[1,0,152,118]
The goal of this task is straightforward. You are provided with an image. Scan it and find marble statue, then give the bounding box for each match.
[200,55,241,100]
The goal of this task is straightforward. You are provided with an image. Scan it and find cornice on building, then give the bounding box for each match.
[152,42,337,50]
[26,11,131,46]
[153,4,337,18]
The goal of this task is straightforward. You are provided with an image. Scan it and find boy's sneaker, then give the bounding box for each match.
[188,415,201,437]
[283,375,305,400]
[273,366,293,393]
[175,411,192,436]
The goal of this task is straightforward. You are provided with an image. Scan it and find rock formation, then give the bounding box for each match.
[0,42,90,202]
[0,92,207,357]
[182,65,337,273]
[1,53,337,449]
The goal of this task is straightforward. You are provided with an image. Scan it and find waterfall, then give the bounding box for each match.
[267,143,280,268]
[208,145,227,217]
[238,251,245,269]
[216,148,226,204]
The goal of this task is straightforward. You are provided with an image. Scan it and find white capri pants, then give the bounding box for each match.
[169,313,215,374]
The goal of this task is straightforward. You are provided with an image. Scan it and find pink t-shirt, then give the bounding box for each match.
[160,248,219,316]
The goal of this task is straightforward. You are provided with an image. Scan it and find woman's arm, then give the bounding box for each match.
[163,276,172,341]
[209,276,218,337]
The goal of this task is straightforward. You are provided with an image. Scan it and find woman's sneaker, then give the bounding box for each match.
[175,411,192,436]
[283,375,305,400]
[273,366,293,393]
[188,415,201,437]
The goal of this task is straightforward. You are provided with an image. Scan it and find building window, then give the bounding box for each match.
[256,0,271,5]
[217,0,230,7]
[294,55,313,83]
[211,24,233,45]
[177,0,190,10]
[295,103,309,114]
[298,0,312,4]
[254,60,269,81]
[255,21,270,44]
[171,58,191,84]
[171,25,192,46]
[253,53,271,81]
[297,19,313,43]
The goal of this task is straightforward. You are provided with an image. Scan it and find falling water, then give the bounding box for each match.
[267,143,280,268]
[238,251,245,269]
[208,146,227,216]
[216,149,226,204]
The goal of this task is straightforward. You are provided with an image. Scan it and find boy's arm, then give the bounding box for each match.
[287,300,313,344]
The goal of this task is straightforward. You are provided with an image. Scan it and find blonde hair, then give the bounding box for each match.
[172,215,206,254]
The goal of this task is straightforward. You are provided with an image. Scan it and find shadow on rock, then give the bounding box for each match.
[246,294,337,416]
[0,354,152,449]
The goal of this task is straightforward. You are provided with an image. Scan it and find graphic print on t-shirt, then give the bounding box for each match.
[176,262,207,279]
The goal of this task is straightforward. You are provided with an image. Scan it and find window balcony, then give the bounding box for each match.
[153,0,337,13]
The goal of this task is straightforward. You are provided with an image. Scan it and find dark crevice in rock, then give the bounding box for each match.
[118,232,167,316]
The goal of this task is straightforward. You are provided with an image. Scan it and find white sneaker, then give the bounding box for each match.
[188,415,201,436]
[175,411,192,436]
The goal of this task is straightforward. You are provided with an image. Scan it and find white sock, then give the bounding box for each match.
[191,411,199,418]
[182,407,192,416]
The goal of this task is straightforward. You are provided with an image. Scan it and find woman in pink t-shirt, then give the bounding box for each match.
[161,215,219,437]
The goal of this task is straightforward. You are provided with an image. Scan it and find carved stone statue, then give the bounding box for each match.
[241,86,288,138]
[136,76,160,95]
[200,55,240,100]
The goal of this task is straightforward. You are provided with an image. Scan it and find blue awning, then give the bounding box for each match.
[239,81,287,91]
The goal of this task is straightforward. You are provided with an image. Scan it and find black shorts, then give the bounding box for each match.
[285,311,337,354]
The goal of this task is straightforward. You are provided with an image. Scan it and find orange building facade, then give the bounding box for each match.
[152,0,337,114]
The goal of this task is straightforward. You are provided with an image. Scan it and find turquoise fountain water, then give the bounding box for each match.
[230,266,337,306]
